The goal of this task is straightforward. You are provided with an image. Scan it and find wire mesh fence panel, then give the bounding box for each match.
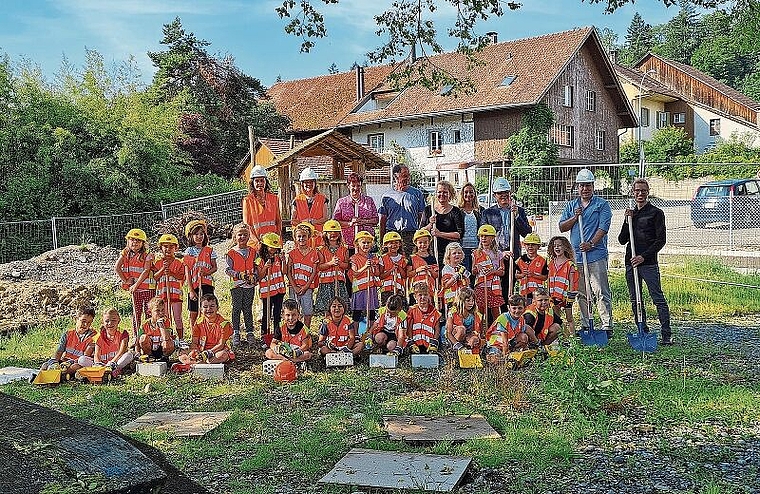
[0,220,54,264]
[161,190,247,226]
[54,211,165,250]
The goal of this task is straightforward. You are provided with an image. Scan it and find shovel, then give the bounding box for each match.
[625,203,658,353]
[577,213,608,347]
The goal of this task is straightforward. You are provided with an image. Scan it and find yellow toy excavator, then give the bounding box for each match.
[31,361,71,385]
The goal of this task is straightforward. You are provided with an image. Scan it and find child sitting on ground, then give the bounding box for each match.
[446,287,482,352]
[485,294,532,364]
[406,282,442,354]
[514,233,548,306]
[285,222,319,330]
[366,293,407,356]
[179,293,233,365]
[88,308,133,378]
[318,297,364,357]
[136,296,176,361]
[40,307,97,378]
[265,298,313,364]
[523,287,562,347]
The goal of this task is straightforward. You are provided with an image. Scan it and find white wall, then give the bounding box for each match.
[691,106,760,153]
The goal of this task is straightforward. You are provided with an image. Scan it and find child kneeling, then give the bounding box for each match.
[485,294,536,364]
[265,299,313,363]
[179,294,234,365]
[366,294,407,356]
[406,282,441,354]
[318,297,363,356]
[137,297,176,361]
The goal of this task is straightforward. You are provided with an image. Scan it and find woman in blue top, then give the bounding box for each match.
[457,182,483,275]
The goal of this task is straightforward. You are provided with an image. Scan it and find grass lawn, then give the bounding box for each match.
[1,257,759,493]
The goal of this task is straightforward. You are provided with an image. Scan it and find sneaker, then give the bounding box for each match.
[111,368,122,379]
[245,333,255,345]
[410,344,421,354]
[387,347,402,357]
[661,336,675,346]
[232,334,241,347]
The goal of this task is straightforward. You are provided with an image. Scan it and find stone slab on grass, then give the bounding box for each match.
[121,411,231,437]
[192,363,225,380]
[411,353,440,368]
[369,354,398,368]
[137,361,167,377]
[0,366,37,384]
[384,414,501,443]
[319,448,471,492]
[325,352,354,367]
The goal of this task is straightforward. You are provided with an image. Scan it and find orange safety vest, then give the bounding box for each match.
[472,249,503,297]
[379,253,408,294]
[325,316,353,346]
[524,304,560,341]
[486,313,524,351]
[410,254,438,288]
[242,192,280,243]
[293,193,327,247]
[193,315,232,350]
[408,305,440,347]
[94,329,128,363]
[185,246,214,289]
[227,247,257,288]
[516,255,547,297]
[279,323,311,349]
[63,330,95,360]
[140,319,172,349]
[548,258,579,307]
[289,247,320,289]
[372,307,407,336]
[119,250,155,290]
[257,256,286,298]
[317,245,348,283]
[153,255,186,302]
[349,253,378,292]
[441,264,469,304]
[449,309,482,337]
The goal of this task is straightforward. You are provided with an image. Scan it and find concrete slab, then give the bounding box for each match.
[411,353,440,368]
[121,411,231,437]
[137,361,167,377]
[325,352,354,367]
[384,415,500,443]
[192,363,225,380]
[369,354,398,368]
[319,448,470,492]
[0,366,37,385]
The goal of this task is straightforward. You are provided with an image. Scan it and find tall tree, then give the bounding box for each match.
[149,17,289,177]
[654,0,702,64]
[619,12,654,66]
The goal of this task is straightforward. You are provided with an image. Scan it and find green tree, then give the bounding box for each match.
[149,17,289,177]
[619,12,654,66]
[653,0,702,64]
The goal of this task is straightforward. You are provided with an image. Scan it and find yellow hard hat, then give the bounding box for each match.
[412,229,432,242]
[382,231,402,245]
[294,222,315,235]
[125,228,148,242]
[477,224,497,237]
[354,231,374,243]
[523,233,541,245]
[184,220,207,239]
[158,234,179,246]
[261,232,282,249]
[323,219,342,232]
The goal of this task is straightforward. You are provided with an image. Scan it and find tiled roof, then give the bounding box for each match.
[259,137,302,155]
[614,63,682,100]
[269,27,602,131]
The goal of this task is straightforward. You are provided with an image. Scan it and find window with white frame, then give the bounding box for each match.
[367,133,384,153]
[550,124,574,147]
[710,118,721,136]
[640,107,650,127]
[586,90,596,111]
[563,85,573,107]
[595,130,606,150]
[656,111,670,129]
[673,112,686,124]
[429,130,443,154]
[452,129,461,144]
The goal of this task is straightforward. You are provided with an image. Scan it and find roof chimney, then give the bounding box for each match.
[609,49,619,64]
[410,43,417,63]
[355,65,365,102]
[486,31,498,44]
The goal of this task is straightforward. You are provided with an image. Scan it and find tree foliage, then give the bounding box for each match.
[619,12,654,65]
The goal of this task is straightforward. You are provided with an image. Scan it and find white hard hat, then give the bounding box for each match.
[493,177,511,193]
[299,167,318,182]
[575,168,595,183]
[249,165,267,179]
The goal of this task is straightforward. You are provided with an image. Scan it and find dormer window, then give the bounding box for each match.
[353,90,400,113]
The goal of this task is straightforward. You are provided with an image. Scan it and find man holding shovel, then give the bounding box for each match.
[559,169,613,338]
[617,178,673,345]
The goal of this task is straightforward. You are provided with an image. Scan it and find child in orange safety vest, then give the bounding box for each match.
[318,296,363,356]
[446,287,482,353]
[472,224,505,325]
[406,282,442,354]
[547,235,579,337]
[514,233,548,306]
[378,231,409,307]
[265,298,313,364]
[485,294,531,364]
[349,231,380,328]
[40,307,96,378]
[523,287,561,346]
[137,296,176,361]
[226,223,257,347]
[365,293,407,356]
[115,228,155,335]
[408,229,439,306]
[315,219,350,315]
[86,308,132,378]
[184,220,217,328]
[256,232,286,347]
[285,222,320,329]
[178,293,234,365]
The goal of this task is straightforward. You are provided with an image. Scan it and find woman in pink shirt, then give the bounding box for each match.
[333,172,379,256]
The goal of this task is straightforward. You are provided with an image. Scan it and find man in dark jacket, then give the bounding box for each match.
[618,178,672,345]
[481,177,532,307]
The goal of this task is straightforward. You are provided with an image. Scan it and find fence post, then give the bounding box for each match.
[548,201,555,240]
[160,201,168,221]
[729,191,735,250]
[51,217,58,250]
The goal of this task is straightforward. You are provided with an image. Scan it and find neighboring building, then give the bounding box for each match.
[268,27,637,190]
[616,54,760,154]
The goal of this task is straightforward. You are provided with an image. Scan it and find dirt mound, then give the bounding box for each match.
[0,282,101,332]
[0,243,120,287]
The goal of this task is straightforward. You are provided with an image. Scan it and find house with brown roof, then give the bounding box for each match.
[616,54,760,153]
[268,27,637,189]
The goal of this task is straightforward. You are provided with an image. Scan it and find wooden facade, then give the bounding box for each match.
[473,108,523,163]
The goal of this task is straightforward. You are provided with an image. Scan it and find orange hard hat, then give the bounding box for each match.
[273,360,297,383]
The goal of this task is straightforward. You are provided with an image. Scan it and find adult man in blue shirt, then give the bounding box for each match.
[481,177,532,307]
[379,164,426,256]
[559,169,613,337]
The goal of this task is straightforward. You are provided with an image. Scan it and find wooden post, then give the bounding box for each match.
[248,126,255,165]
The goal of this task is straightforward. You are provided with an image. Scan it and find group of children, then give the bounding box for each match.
[42,218,582,375]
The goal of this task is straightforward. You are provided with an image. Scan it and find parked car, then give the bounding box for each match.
[690,178,760,228]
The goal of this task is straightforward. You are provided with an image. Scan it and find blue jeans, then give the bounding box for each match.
[625,264,671,339]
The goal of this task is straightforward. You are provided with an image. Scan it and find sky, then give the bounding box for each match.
[0,0,694,87]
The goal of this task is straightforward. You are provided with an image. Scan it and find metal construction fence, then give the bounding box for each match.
[2,163,759,265]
